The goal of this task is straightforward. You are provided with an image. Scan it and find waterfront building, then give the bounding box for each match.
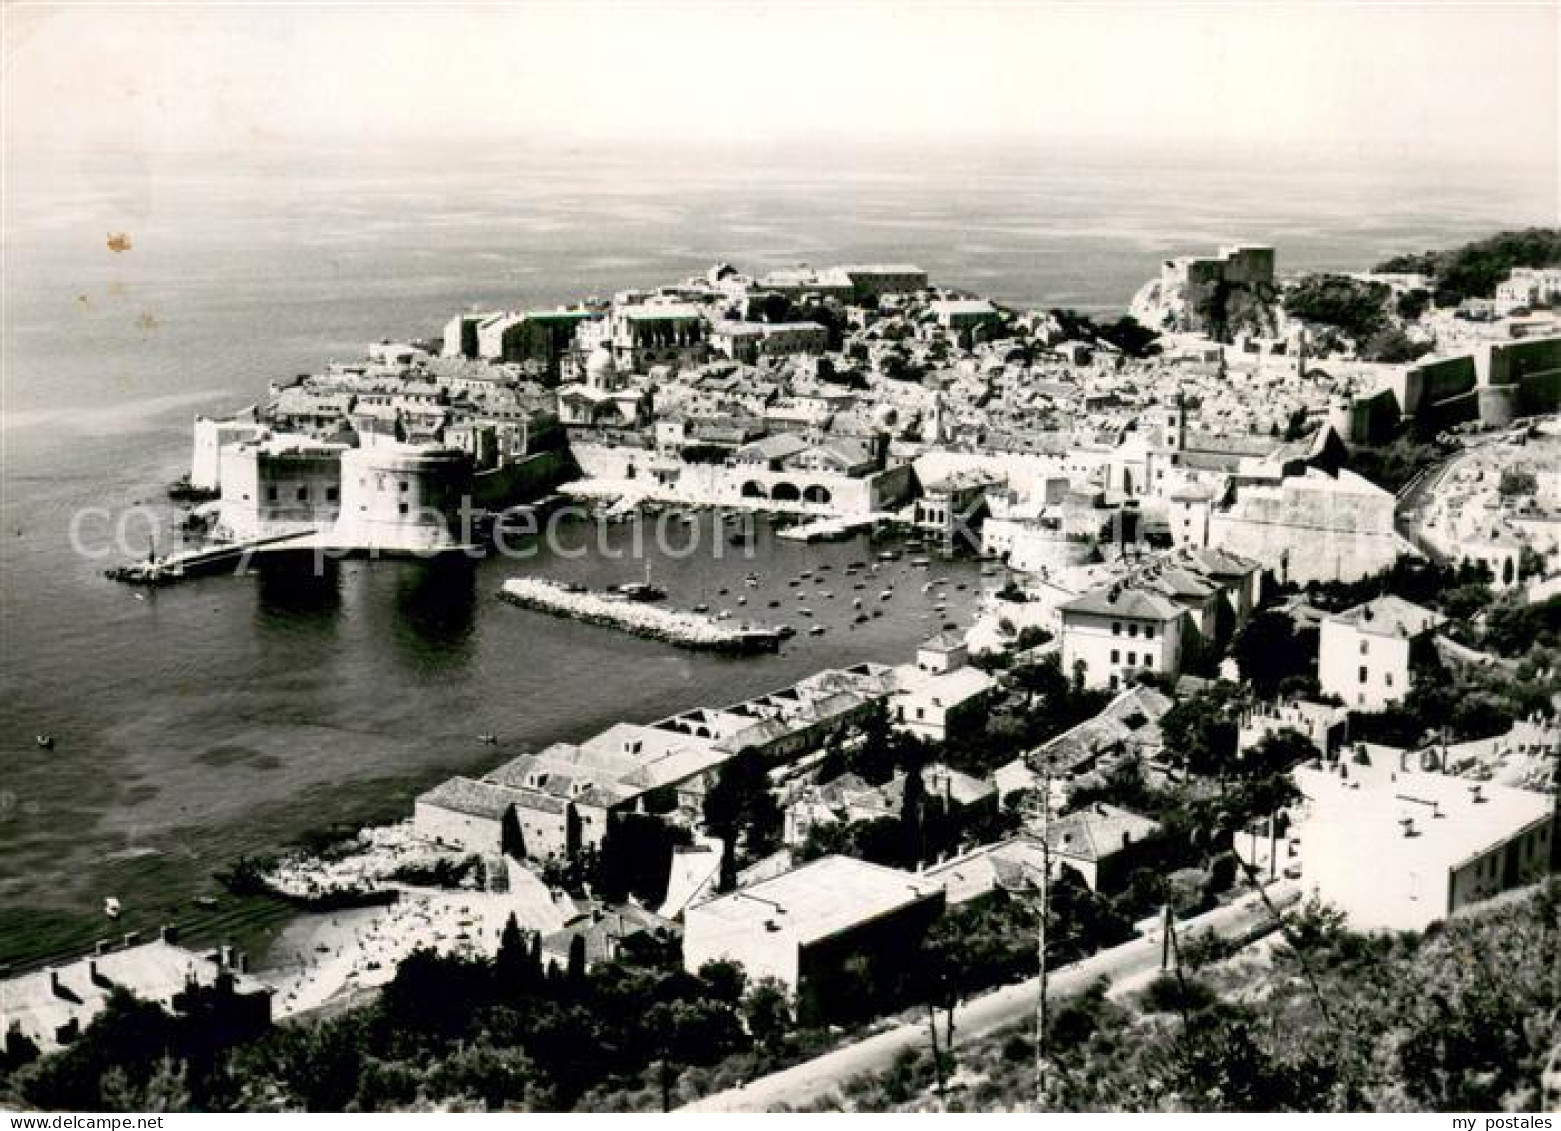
[332,444,472,551]
[217,435,349,540]
[190,410,264,491]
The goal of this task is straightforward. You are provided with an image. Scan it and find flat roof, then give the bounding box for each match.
[1290,765,1553,929]
[691,855,940,946]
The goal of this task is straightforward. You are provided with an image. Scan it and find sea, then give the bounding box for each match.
[2,138,1553,969]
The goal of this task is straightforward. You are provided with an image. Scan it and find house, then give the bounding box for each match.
[891,636,997,742]
[783,762,996,847]
[1045,803,1163,891]
[1261,763,1556,931]
[927,299,1003,346]
[1059,584,1187,690]
[927,801,1161,902]
[682,856,944,1022]
[540,905,681,972]
[991,685,1173,807]
[413,776,538,857]
[924,834,1051,906]
[1318,595,1447,711]
[914,470,1000,547]
[0,930,271,1055]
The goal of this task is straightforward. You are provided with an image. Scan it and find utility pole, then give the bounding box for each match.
[1029,757,1053,1111]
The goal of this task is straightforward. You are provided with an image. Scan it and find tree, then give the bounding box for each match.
[496,913,541,995]
[740,979,793,1052]
[899,766,926,866]
[1161,684,1245,778]
[695,959,746,1007]
[565,935,587,984]
[1498,466,1538,499]
[1231,611,1315,697]
[702,749,782,876]
[1283,275,1391,343]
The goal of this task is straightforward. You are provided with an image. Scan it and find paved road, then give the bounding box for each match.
[682,883,1300,1112]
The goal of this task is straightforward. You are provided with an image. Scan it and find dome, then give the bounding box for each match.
[585,346,616,382]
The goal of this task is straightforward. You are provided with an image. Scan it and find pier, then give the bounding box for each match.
[498,577,786,653]
[104,532,319,585]
[105,532,485,586]
[776,516,876,543]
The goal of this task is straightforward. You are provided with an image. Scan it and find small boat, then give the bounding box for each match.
[879,589,893,600]
[799,608,814,617]
[478,733,498,745]
[744,574,760,587]
[956,583,969,591]
[799,571,813,580]
[808,625,827,636]
[693,603,711,613]
[193,895,219,910]
[878,551,899,562]
[737,596,748,606]
[854,613,870,624]
[852,598,863,609]
[717,587,729,596]
[768,599,782,608]
[788,579,801,587]
[911,557,931,567]
[36,734,54,750]
[871,609,884,618]
[103,897,122,919]
[819,590,833,599]
[717,610,733,620]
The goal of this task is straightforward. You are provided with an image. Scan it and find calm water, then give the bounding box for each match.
[1,140,1553,967]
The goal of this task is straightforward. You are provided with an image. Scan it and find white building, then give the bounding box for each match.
[890,634,997,742]
[1268,763,1555,931]
[682,855,944,1021]
[1494,267,1561,316]
[1059,585,1187,690]
[190,411,264,491]
[1317,595,1446,711]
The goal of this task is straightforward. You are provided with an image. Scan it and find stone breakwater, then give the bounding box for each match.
[498,578,785,653]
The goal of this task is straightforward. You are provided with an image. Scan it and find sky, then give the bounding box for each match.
[3,1,1558,166]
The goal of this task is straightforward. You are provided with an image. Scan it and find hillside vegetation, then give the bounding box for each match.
[1375,228,1561,306]
[815,881,1561,1113]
